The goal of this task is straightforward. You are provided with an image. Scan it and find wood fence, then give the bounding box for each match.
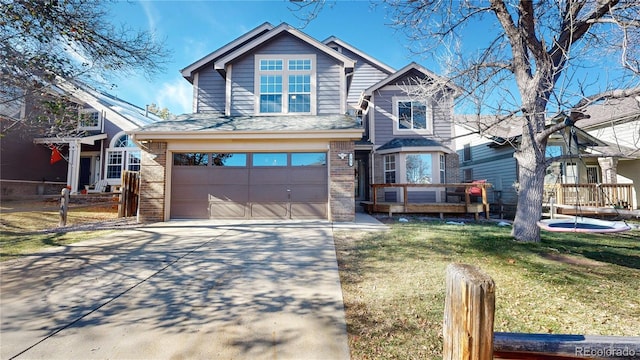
[118,171,140,218]
[443,263,640,359]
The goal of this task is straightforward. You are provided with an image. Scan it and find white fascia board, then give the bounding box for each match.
[180,22,274,80]
[323,36,395,74]
[214,24,356,71]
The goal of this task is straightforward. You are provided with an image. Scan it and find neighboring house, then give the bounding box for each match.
[454,95,640,213]
[0,79,160,197]
[131,22,460,222]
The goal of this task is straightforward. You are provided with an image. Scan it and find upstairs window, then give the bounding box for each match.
[393,98,432,134]
[255,55,315,115]
[78,109,101,130]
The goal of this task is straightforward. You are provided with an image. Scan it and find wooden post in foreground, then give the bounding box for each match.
[59,187,70,227]
[443,263,496,360]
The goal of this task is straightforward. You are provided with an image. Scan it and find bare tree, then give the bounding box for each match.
[294,0,640,242]
[0,0,170,136]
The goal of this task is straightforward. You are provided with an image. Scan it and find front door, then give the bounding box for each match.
[354,151,370,202]
[79,157,92,191]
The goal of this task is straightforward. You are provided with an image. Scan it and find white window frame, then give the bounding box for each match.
[254,54,316,115]
[78,108,102,131]
[105,132,141,183]
[384,154,396,184]
[392,96,433,135]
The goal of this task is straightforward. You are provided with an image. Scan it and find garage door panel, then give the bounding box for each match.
[172,168,210,184]
[289,168,326,184]
[250,169,289,184]
[289,185,327,201]
[209,202,247,219]
[207,186,249,202]
[291,203,327,219]
[209,169,249,184]
[250,203,288,218]
[249,185,289,202]
[171,201,209,218]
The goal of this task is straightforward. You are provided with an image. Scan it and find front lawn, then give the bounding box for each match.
[333,217,640,359]
[0,199,119,259]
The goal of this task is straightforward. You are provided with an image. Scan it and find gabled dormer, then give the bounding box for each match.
[182,22,356,116]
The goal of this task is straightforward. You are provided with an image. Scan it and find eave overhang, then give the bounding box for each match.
[33,133,108,145]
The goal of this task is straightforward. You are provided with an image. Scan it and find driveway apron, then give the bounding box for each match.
[0,220,350,360]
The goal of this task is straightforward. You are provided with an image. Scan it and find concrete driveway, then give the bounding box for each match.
[1,220,354,360]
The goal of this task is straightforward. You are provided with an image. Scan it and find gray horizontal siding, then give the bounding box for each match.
[373,88,454,148]
[221,33,344,116]
[339,47,391,107]
[458,144,518,204]
[196,67,225,114]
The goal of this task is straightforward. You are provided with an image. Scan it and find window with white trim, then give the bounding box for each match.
[393,98,432,134]
[405,154,432,184]
[106,133,141,180]
[78,109,101,130]
[255,55,315,114]
[384,154,396,183]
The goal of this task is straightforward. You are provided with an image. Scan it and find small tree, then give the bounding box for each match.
[293,0,640,242]
[0,0,170,136]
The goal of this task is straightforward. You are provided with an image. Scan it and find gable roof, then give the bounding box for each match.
[322,36,395,74]
[180,22,274,82]
[577,95,640,129]
[213,23,356,71]
[55,77,160,131]
[362,62,462,98]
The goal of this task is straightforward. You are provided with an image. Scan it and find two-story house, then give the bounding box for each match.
[0,78,159,197]
[132,22,460,222]
[454,95,639,216]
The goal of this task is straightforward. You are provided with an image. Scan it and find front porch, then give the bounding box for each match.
[361,183,491,220]
[544,183,640,218]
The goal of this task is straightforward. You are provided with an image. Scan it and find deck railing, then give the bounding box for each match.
[545,183,633,210]
[367,183,492,219]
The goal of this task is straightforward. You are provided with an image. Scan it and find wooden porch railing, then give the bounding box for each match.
[545,183,633,210]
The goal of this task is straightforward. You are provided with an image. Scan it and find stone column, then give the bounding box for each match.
[598,157,618,184]
[330,141,355,222]
[138,141,167,222]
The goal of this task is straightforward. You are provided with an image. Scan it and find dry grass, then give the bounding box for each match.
[0,198,119,259]
[334,217,640,359]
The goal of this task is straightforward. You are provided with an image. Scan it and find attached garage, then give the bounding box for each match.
[131,113,362,223]
[170,152,327,220]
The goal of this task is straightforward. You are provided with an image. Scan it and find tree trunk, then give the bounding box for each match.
[511,136,546,242]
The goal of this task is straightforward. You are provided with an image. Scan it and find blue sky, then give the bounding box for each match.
[107,0,439,115]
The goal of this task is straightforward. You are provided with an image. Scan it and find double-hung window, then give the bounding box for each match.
[384,155,396,183]
[256,55,315,114]
[106,133,141,180]
[393,97,432,134]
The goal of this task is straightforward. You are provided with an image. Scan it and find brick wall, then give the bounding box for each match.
[445,152,460,183]
[329,141,355,222]
[138,141,167,223]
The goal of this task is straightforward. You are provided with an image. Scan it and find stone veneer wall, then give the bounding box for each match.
[329,141,355,222]
[138,141,167,223]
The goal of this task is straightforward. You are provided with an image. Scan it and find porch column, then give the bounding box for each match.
[597,157,618,184]
[66,140,82,194]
